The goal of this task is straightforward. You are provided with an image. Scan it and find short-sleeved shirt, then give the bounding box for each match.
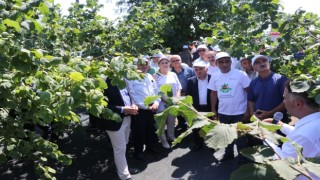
[154,72,182,112]
[247,72,287,111]
[207,69,251,115]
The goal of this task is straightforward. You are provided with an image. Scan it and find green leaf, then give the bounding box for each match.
[179,95,193,105]
[159,84,173,97]
[231,163,281,180]
[3,19,21,32]
[101,108,122,123]
[302,159,320,178]
[40,91,52,104]
[38,2,50,15]
[31,49,44,59]
[58,103,70,116]
[205,123,238,150]
[46,167,56,174]
[173,118,213,146]
[205,37,214,44]
[0,153,7,164]
[144,96,160,106]
[258,121,282,132]
[237,122,252,131]
[250,115,260,122]
[240,145,275,163]
[32,20,43,33]
[69,72,84,82]
[267,161,301,180]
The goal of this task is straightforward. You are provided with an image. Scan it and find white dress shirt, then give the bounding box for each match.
[126,73,159,109]
[198,76,209,105]
[268,112,320,159]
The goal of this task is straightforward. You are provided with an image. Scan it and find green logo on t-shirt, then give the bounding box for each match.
[220,83,231,93]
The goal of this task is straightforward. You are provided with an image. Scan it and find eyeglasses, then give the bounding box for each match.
[198,49,206,52]
[171,59,180,63]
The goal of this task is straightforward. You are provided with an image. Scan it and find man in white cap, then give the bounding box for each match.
[193,44,210,67]
[186,60,212,151]
[247,54,288,121]
[207,51,251,161]
[126,57,160,161]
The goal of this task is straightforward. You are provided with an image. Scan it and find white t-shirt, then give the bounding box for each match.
[207,69,250,115]
[155,72,182,112]
[208,66,220,75]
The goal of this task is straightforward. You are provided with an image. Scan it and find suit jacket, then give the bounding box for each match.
[89,78,128,131]
[185,75,212,112]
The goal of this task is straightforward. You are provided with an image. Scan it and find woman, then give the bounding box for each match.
[154,55,182,149]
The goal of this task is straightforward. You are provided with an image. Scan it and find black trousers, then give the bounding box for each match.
[218,113,247,156]
[131,109,158,154]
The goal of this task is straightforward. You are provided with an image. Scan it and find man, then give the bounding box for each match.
[126,58,160,161]
[179,45,192,67]
[185,60,212,151]
[193,44,210,67]
[189,41,199,62]
[247,54,288,122]
[170,55,195,96]
[170,55,195,132]
[89,78,139,180]
[207,52,251,160]
[206,50,219,75]
[264,80,320,160]
[239,57,258,80]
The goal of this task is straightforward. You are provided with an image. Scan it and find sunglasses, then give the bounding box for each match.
[198,49,206,52]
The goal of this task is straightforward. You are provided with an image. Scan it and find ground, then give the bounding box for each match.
[0,113,241,180]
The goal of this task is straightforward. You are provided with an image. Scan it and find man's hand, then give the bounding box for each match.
[123,105,139,115]
[211,110,218,120]
[243,110,251,123]
[254,109,271,119]
[148,103,159,112]
[262,118,273,123]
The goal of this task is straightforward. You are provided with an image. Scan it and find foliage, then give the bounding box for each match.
[1,0,320,179]
[0,0,170,179]
[117,0,227,53]
[153,94,320,180]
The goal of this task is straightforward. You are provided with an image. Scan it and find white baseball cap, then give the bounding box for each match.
[193,60,209,67]
[197,44,208,51]
[251,55,270,65]
[215,52,231,61]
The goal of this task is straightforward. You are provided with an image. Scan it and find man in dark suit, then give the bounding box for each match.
[185,61,213,151]
[89,78,139,180]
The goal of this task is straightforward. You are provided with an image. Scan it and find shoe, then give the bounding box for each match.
[167,136,175,142]
[145,147,158,154]
[128,168,140,175]
[134,153,147,161]
[220,154,234,162]
[161,140,171,149]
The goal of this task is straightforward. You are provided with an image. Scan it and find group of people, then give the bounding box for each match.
[90,44,320,180]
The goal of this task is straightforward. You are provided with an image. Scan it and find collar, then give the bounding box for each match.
[295,112,320,129]
[197,75,208,81]
[258,71,274,81]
